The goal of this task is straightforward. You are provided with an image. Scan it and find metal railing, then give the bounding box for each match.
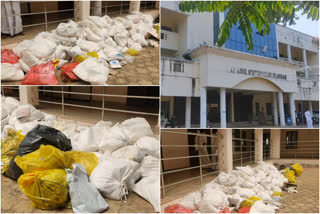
[37,87,159,120]
[161,130,219,198]
[232,138,255,168]
[280,141,319,159]
[1,86,20,100]
[90,1,130,17]
[263,142,271,160]
[1,1,75,33]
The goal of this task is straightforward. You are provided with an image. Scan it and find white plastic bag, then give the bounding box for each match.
[99,123,129,154]
[135,136,159,158]
[121,117,154,144]
[131,176,160,212]
[179,191,202,211]
[56,22,79,37]
[249,200,276,213]
[1,63,24,81]
[72,125,104,152]
[90,156,138,200]
[66,163,108,213]
[112,145,144,162]
[3,97,21,115]
[73,58,109,85]
[76,39,100,53]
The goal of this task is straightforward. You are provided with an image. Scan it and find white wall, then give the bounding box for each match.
[276,24,319,53]
[192,47,298,93]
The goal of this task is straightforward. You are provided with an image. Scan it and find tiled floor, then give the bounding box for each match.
[1,175,155,213]
[278,167,319,213]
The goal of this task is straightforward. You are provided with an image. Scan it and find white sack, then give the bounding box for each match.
[135,136,159,158]
[1,63,24,81]
[90,156,138,200]
[112,145,144,162]
[76,39,100,53]
[73,58,109,85]
[179,191,202,211]
[121,117,154,144]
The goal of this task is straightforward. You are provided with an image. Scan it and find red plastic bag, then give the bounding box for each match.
[21,61,58,85]
[164,204,193,213]
[220,207,230,213]
[61,62,79,81]
[1,49,19,64]
[238,206,251,213]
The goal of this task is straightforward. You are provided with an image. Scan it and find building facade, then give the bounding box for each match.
[160,1,319,128]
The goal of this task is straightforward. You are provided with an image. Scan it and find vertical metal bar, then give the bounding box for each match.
[62,87,65,115]
[199,149,203,185]
[120,1,123,16]
[161,162,165,198]
[44,1,48,31]
[102,87,105,120]
[240,140,243,166]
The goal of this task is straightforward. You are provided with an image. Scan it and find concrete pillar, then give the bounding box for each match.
[74,1,90,22]
[91,1,102,16]
[278,91,285,127]
[287,44,292,63]
[302,49,308,79]
[270,129,281,159]
[220,88,227,128]
[272,92,279,126]
[200,88,207,128]
[185,97,191,128]
[230,92,235,123]
[254,129,263,162]
[129,0,140,13]
[155,1,160,8]
[169,97,174,118]
[217,129,233,173]
[309,101,313,113]
[19,86,39,107]
[289,93,296,126]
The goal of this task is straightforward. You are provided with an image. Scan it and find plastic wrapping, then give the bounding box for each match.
[1,49,19,64]
[5,125,71,180]
[65,151,98,175]
[18,169,69,209]
[66,163,108,213]
[20,61,58,85]
[61,62,79,81]
[15,145,71,173]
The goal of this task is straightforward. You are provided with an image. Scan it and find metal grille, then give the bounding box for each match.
[263,140,271,160]
[140,1,157,11]
[90,1,130,17]
[161,130,219,198]
[1,1,74,33]
[1,86,20,100]
[280,141,319,159]
[36,86,159,121]
[232,138,255,168]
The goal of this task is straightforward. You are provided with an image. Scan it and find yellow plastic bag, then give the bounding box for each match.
[282,168,296,183]
[272,191,283,196]
[291,163,303,176]
[74,55,88,63]
[15,145,71,173]
[65,151,98,175]
[126,48,140,56]
[85,52,99,59]
[18,169,69,210]
[1,129,25,174]
[154,24,160,34]
[240,196,261,208]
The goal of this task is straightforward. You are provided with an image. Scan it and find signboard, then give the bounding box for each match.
[228,67,287,80]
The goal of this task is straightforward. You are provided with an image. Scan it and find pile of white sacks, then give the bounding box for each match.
[1,96,160,212]
[2,12,158,84]
[177,162,288,213]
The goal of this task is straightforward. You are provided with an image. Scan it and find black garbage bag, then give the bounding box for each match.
[5,125,72,180]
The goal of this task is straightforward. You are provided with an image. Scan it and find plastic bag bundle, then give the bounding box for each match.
[18,169,69,210]
[66,163,108,213]
[5,125,72,180]
[1,49,19,64]
[135,136,159,158]
[20,61,58,85]
[65,151,98,175]
[291,163,303,176]
[61,62,79,81]
[179,192,202,211]
[90,156,138,200]
[112,145,144,162]
[121,117,154,144]
[15,145,71,173]
[1,129,25,174]
[282,168,296,183]
[164,204,193,213]
[240,196,261,208]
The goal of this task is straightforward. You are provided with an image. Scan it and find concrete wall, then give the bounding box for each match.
[276,24,319,53]
[193,47,298,93]
[280,129,319,159]
[161,129,190,171]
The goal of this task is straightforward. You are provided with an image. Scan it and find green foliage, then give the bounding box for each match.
[179,1,319,50]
